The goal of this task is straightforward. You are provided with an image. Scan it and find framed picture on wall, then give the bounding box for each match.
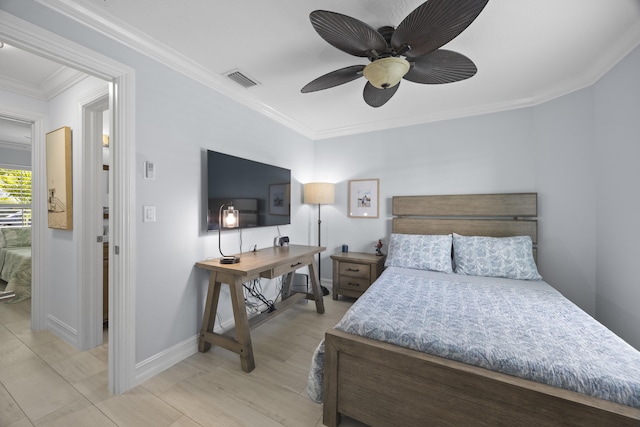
[348,178,379,218]
[268,183,290,216]
[46,126,73,230]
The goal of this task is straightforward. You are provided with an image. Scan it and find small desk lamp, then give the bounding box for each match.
[219,204,240,264]
[304,182,335,296]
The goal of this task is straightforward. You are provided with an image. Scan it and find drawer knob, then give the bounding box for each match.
[290,262,302,268]
[346,268,360,272]
[348,282,360,286]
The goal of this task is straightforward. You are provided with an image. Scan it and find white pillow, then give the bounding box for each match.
[385,233,453,273]
[453,233,542,280]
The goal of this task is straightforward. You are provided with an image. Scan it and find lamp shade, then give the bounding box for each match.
[219,203,240,264]
[304,182,335,205]
[222,206,239,228]
[363,57,410,89]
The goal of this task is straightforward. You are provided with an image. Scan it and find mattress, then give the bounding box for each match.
[308,267,640,408]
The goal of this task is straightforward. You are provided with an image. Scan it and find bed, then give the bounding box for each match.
[0,227,32,303]
[309,193,640,426]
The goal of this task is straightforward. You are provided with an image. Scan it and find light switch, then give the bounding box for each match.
[144,161,155,179]
[143,205,156,222]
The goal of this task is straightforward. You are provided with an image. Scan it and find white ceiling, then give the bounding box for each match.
[2,0,640,142]
[0,41,88,150]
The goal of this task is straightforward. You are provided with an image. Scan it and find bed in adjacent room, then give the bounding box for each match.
[0,227,32,303]
[309,193,640,426]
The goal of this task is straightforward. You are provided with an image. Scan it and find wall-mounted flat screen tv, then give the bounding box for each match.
[206,150,291,231]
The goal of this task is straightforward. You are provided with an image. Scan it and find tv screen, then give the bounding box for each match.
[206,150,291,231]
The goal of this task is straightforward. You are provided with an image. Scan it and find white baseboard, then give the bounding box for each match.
[132,282,331,387]
[134,334,199,386]
[133,316,237,386]
[47,315,78,348]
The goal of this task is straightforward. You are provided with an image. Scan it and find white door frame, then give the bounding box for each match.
[78,88,110,351]
[0,10,137,394]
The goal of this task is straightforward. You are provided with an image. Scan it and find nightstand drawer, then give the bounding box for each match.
[339,276,371,292]
[331,252,386,300]
[339,262,370,279]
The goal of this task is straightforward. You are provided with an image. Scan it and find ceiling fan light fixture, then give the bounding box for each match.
[363,57,410,89]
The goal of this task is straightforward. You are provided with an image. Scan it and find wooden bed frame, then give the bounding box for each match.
[322,193,640,426]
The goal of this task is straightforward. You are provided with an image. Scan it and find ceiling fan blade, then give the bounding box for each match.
[309,10,388,57]
[391,0,489,59]
[363,81,400,107]
[404,49,477,84]
[301,65,365,93]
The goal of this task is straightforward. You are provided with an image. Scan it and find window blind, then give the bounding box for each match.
[0,167,32,227]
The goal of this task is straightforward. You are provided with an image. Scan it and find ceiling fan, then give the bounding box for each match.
[301,0,490,107]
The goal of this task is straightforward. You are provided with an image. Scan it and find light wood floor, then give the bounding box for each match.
[0,294,367,426]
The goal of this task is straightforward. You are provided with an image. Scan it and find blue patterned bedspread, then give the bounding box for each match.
[308,267,640,408]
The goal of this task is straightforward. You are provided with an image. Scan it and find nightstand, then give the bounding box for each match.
[330,252,386,300]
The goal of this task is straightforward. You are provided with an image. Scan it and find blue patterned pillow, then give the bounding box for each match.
[453,233,542,280]
[385,233,453,273]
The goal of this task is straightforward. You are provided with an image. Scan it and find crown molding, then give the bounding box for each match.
[34,0,317,139]
[42,66,89,100]
[33,0,640,141]
[0,75,44,100]
[0,67,87,101]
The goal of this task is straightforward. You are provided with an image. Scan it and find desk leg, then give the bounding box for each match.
[199,272,221,353]
[230,276,255,372]
[308,259,325,314]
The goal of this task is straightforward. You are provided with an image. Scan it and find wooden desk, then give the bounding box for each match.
[195,244,326,372]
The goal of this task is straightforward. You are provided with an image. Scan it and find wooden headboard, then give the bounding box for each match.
[392,193,538,257]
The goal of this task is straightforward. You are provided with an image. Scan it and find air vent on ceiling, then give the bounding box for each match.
[224,69,260,88]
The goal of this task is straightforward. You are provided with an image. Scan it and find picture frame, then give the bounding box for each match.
[348,178,379,218]
[268,183,290,216]
[46,126,73,230]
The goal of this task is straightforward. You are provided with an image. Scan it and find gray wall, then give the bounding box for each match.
[0,0,315,364]
[314,103,595,312]
[532,88,597,314]
[2,0,639,374]
[594,44,640,348]
[313,45,640,349]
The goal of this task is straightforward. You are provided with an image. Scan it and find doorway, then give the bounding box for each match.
[0,115,34,309]
[0,112,45,330]
[0,10,136,393]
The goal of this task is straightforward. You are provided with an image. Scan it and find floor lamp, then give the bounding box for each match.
[304,182,335,296]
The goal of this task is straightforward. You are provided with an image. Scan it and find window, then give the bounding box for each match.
[0,167,32,227]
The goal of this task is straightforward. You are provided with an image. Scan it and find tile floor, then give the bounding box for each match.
[0,294,367,426]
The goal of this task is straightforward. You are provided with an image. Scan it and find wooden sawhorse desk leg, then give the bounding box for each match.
[229,275,255,372]
[198,272,256,372]
[307,258,325,314]
[198,271,220,353]
[281,258,325,314]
